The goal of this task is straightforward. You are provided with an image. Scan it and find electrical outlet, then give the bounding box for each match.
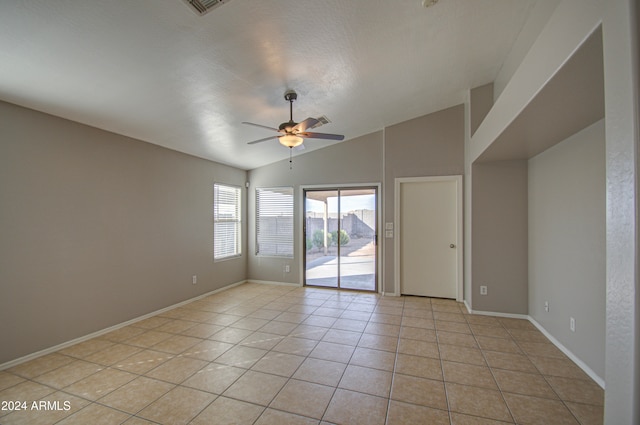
[284,265,290,273]
[192,275,197,285]
[480,286,488,296]
[570,317,576,332]
[544,301,549,312]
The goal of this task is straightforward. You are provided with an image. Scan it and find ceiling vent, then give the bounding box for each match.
[181,0,231,16]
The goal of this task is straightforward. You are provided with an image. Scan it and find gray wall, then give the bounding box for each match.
[528,119,606,378]
[0,101,247,365]
[247,131,384,285]
[471,160,528,314]
[384,105,465,294]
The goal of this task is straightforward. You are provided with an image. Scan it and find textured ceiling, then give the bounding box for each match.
[0,0,537,170]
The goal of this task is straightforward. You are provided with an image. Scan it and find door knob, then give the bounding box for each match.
[450,244,456,248]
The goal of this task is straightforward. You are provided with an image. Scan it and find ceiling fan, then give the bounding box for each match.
[243,90,344,149]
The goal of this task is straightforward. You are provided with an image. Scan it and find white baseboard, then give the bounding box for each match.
[467,308,529,320]
[0,279,248,371]
[246,280,300,287]
[528,317,605,389]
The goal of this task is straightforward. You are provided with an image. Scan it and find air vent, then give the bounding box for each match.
[181,0,231,16]
[310,115,331,129]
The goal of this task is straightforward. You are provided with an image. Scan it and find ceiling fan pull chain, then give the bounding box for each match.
[289,147,293,169]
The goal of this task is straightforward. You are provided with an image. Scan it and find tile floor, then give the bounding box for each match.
[0,283,604,424]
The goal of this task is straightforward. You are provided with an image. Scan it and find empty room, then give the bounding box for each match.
[0,1,637,424]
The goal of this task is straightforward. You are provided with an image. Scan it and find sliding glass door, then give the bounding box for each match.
[304,187,377,291]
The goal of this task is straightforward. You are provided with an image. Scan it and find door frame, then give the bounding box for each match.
[300,183,382,293]
[394,175,463,301]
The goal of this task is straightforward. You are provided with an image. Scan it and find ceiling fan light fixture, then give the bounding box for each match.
[279,134,303,148]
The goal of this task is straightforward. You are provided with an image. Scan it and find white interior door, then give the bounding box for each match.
[400,179,458,298]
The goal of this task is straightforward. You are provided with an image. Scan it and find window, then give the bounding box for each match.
[214,183,241,260]
[256,187,294,257]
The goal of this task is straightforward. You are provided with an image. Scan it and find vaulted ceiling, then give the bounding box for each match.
[0,0,537,170]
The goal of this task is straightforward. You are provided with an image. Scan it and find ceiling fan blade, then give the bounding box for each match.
[247,135,279,145]
[293,117,320,132]
[300,132,345,141]
[242,121,279,132]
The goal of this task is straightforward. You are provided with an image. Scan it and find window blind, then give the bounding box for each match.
[256,187,293,257]
[214,183,241,259]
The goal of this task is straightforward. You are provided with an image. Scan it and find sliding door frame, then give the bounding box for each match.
[299,183,382,293]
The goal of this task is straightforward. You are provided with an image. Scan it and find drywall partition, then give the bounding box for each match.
[246,131,384,285]
[471,160,528,314]
[384,105,465,295]
[528,119,605,380]
[470,83,494,137]
[0,101,247,365]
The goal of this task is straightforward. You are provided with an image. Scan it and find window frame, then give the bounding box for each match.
[213,182,242,261]
[255,186,294,258]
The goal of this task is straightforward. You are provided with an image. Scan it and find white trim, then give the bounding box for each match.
[0,280,248,371]
[528,316,605,389]
[394,175,464,302]
[467,309,529,320]
[299,183,383,294]
[247,279,300,287]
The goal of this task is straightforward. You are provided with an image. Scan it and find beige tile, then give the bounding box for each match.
[349,347,396,371]
[390,374,447,410]
[274,311,310,324]
[507,328,549,343]
[0,371,25,391]
[154,319,198,334]
[331,318,368,333]
[401,316,435,329]
[470,324,512,339]
[303,315,338,328]
[399,326,437,342]
[272,336,318,356]
[98,376,174,414]
[340,310,374,321]
[528,355,591,379]
[123,417,158,424]
[0,380,56,403]
[309,341,355,363]
[433,311,467,322]
[251,352,305,377]
[314,307,345,318]
[442,361,498,389]
[255,408,319,425]
[475,336,522,354]
[239,331,285,350]
[446,383,513,422]
[150,335,203,355]
[113,349,171,374]
[131,316,172,330]
[59,338,115,359]
[395,354,443,381]
[230,317,270,331]
[34,360,103,389]
[214,345,268,369]
[64,368,137,400]
[438,344,484,366]
[182,362,245,394]
[565,401,604,425]
[182,339,233,361]
[465,315,501,327]
[450,412,514,424]
[206,313,243,326]
[259,320,299,335]
[369,313,402,325]
[191,396,264,425]
[249,308,284,320]
[364,322,401,337]
[323,388,387,425]
[374,306,403,316]
[270,379,334,419]
[56,402,131,425]
[1,391,90,425]
[545,376,604,405]
[437,331,478,348]
[357,333,399,352]
[223,370,287,406]
[498,318,536,330]
[435,320,472,334]
[181,323,224,339]
[209,327,254,344]
[387,400,450,425]
[125,330,173,348]
[137,386,215,425]
[518,341,566,359]
[85,344,143,366]
[484,351,538,373]
[293,357,346,386]
[8,353,75,379]
[493,369,558,399]
[290,324,329,340]
[100,325,147,343]
[145,356,207,384]
[322,329,362,346]
[503,392,579,425]
[338,365,392,397]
